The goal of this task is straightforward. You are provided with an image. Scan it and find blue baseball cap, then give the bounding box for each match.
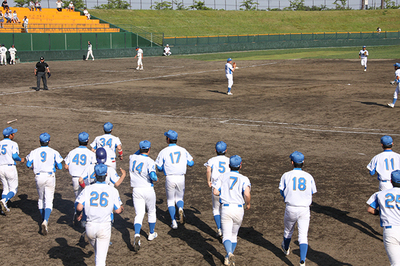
[78,132,89,142]
[3,127,17,137]
[94,164,108,177]
[40,132,50,142]
[391,170,400,184]
[363,46,366,48]
[227,58,232,62]
[230,155,242,168]
[290,151,304,163]
[103,122,113,132]
[139,140,151,149]
[381,135,393,146]
[216,141,227,153]
[164,130,178,140]
[394,63,400,68]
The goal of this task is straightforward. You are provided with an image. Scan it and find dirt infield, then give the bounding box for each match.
[0,56,399,266]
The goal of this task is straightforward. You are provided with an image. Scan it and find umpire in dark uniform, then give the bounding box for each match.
[34,56,50,91]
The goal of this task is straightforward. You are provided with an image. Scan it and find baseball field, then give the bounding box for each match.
[0,55,399,266]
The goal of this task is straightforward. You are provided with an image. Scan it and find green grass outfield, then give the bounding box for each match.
[90,9,400,37]
[172,45,400,61]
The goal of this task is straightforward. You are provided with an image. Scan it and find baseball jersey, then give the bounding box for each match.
[0,138,20,165]
[359,49,368,58]
[88,43,92,51]
[90,134,122,166]
[279,168,317,207]
[137,48,143,59]
[8,47,16,55]
[129,154,156,188]
[225,63,233,75]
[76,182,121,223]
[204,155,230,183]
[64,146,96,177]
[23,17,28,25]
[213,170,251,205]
[81,163,120,186]
[0,47,7,55]
[155,144,193,176]
[395,69,400,80]
[367,150,400,181]
[164,47,170,53]
[367,188,400,227]
[26,146,63,174]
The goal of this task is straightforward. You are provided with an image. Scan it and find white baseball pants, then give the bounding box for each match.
[393,84,400,100]
[380,180,394,191]
[383,225,400,266]
[226,74,233,88]
[72,177,82,198]
[10,54,15,64]
[137,58,143,68]
[221,205,244,244]
[0,165,18,199]
[35,173,55,210]
[132,187,157,225]
[0,53,6,65]
[211,191,221,216]
[165,174,185,208]
[361,58,367,67]
[86,221,111,266]
[86,50,94,60]
[283,205,310,245]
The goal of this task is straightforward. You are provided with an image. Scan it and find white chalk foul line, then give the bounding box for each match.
[1,103,398,136]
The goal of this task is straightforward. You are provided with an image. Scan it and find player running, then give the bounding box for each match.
[75,164,123,266]
[26,132,63,235]
[279,151,317,266]
[204,141,230,237]
[359,45,368,72]
[155,130,194,229]
[367,135,400,191]
[129,140,158,252]
[0,126,25,215]
[212,155,251,266]
[387,63,400,108]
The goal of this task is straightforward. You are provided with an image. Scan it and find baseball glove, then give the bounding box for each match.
[390,81,395,85]
[232,62,236,68]
[47,72,51,78]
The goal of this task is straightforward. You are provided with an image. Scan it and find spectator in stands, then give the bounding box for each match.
[29,1,35,11]
[4,10,11,23]
[35,1,42,11]
[0,11,4,28]
[83,8,90,20]
[68,1,74,11]
[2,0,9,11]
[56,0,63,11]
[12,11,19,23]
[23,16,28,33]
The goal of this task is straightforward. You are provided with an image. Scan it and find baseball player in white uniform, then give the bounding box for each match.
[212,155,251,266]
[129,140,158,252]
[134,47,143,70]
[155,130,194,229]
[225,58,235,95]
[86,41,94,61]
[8,45,16,65]
[26,132,63,235]
[367,170,400,266]
[387,63,400,108]
[76,164,123,266]
[359,46,368,71]
[163,44,171,56]
[204,141,230,237]
[0,127,25,215]
[91,122,123,170]
[279,151,317,266]
[367,136,400,191]
[64,132,96,198]
[0,44,7,66]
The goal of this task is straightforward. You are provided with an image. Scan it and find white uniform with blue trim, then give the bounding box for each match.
[64,146,96,197]
[76,182,121,266]
[129,154,157,228]
[367,188,400,266]
[359,48,368,68]
[279,168,316,246]
[367,150,400,190]
[81,163,121,187]
[213,170,251,245]
[392,69,400,103]
[0,138,21,205]
[204,155,230,217]
[86,43,94,60]
[26,146,63,211]
[225,62,234,90]
[90,134,122,170]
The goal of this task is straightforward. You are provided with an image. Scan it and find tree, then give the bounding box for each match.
[240,0,257,10]
[151,1,172,9]
[95,0,131,9]
[14,0,30,7]
[189,1,212,10]
[384,0,400,8]
[173,0,187,10]
[333,0,347,9]
[63,0,85,9]
[288,0,306,10]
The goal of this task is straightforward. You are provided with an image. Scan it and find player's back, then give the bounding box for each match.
[27,146,62,173]
[65,147,95,177]
[217,171,251,205]
[279,169,316,207]
[91,134,121,161]
[374,188,400,226]
[83,164,120,186]
[0,138,18,165]
[205,155,230,183]
[156,144,192,176]
[368,151,400,181]
[225,63,233,75]
[129,154,156,188]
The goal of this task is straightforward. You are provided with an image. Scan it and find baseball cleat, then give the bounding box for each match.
[387,103,395,108]
[178,208,186,224]
[217,228,222,237]
[0,199,9,214]
[148,232,158,241]
[300,260,306,266]
[171,219,178,229]
[281,241,290,255]
[224,256,229,266]
[42,221,48,236]
[133,234,141,252]
[136,67,140,70]
[364,69,366,71]
[227,92,233,95]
